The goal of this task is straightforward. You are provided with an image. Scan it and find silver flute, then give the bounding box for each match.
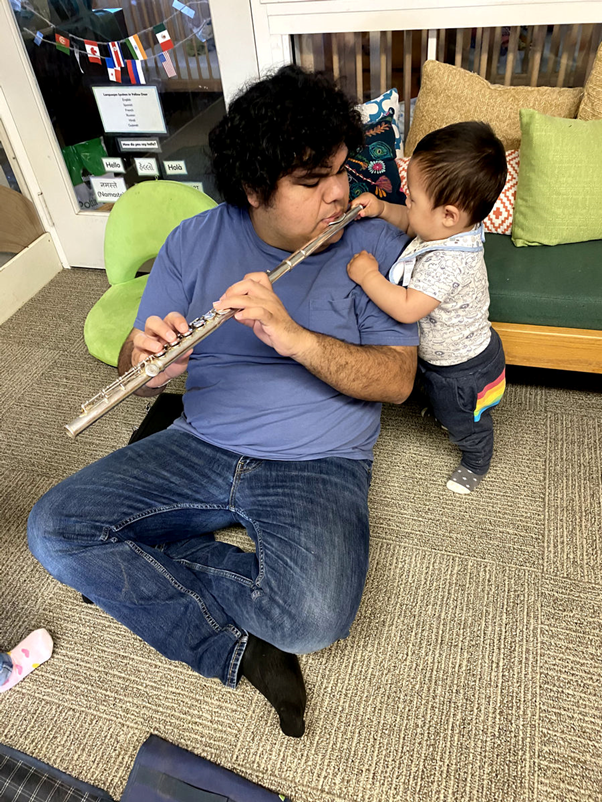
[65,205,362,438]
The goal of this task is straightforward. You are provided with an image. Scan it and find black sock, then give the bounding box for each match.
[240,633,306,737]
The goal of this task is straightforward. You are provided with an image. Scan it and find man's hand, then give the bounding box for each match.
[213,272,309,358]
[351,193,385,219]
[131,312,193,388]
[347,250,380,286]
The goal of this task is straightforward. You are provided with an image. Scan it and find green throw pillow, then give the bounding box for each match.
[512,108,602,247]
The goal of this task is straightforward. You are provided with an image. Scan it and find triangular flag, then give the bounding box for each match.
[126,34,147,60]
[158,51,176,78]
[106,57,121,83]
[109,41,124,68]
[153,23,174,51]
[126,60,146,85]
[84,39,102,64]
[73,43,84,73]
[55,33,70,55]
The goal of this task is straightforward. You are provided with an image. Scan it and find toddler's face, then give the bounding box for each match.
[405,160,442,241]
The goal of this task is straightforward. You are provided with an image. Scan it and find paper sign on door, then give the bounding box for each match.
[90,176,127,203]
[135,158,159,177]
[163,160,187,176]
[102,157,125,173]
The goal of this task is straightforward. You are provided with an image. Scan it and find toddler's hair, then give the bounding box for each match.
[412,121,507,224]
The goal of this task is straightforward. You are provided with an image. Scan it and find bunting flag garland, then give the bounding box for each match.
[158,51,176,78]
[153,23,174,51]
[84,39,102,64]
[24,0,208,75]
[106,57,122,83]
[172,0,195,19]
[109,41,125,68]
[54,32,70,55]
[73,43,84,72]
[126,34,147,61]
[126,59,146,85]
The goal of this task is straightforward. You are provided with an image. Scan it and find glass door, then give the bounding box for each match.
[0,122,63,323]
[0,0,258,267]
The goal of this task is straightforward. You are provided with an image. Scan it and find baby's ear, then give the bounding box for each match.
[442,204,461,227]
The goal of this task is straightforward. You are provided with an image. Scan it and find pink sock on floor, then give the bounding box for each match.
[0,629,53,692]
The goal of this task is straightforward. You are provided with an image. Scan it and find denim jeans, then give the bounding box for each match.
[0,652,12,686]
[28,429,372,688]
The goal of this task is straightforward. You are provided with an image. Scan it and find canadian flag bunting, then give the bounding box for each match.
[84,39,101,64]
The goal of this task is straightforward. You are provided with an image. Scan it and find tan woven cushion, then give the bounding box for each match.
[405,60,583,155]
[578,42,602,120]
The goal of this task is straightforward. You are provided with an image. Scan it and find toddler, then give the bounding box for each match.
[347,121,507,493]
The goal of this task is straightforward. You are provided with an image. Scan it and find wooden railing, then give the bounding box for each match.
[294,23,602,139]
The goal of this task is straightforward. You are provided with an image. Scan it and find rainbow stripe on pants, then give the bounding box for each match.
[474,369,506,422]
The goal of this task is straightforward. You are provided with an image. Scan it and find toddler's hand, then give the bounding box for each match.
[347,251,380,285]
[350,193,385,219]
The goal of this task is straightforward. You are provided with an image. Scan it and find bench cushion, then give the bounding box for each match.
[485,233,602,330]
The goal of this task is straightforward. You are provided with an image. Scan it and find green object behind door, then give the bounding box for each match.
[84,180,217,367]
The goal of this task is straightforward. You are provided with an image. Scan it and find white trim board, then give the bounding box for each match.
[0,233,62,325]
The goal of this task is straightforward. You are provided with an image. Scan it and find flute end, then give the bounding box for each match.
[64,423,78,439]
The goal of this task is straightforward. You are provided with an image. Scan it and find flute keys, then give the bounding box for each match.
[145,363,161,377]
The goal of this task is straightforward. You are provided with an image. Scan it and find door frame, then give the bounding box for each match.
[0,0,260,269]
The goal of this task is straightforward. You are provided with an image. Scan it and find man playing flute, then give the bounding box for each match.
[28,65,418,737]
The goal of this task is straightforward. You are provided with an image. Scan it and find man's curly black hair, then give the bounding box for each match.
[209,64,364,208]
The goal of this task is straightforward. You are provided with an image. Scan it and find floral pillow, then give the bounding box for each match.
[358,88,403,157]
[395,149,520,235]
[347,112,406,204]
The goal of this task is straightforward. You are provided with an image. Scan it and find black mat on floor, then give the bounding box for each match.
[0,743,114,801]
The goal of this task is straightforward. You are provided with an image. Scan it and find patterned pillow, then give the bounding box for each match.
[358,88,403,157]
[484,150,519,235]
[347,112,406,204]
[395,150,519,235]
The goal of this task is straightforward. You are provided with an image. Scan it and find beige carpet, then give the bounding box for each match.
[0,268,601,802]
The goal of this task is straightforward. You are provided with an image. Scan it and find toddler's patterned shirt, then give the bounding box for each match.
[388,225,491,366]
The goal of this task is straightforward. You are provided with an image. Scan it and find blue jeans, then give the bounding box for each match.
[28,430,372,688]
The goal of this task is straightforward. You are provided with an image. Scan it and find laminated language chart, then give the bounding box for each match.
[92,87,167,135]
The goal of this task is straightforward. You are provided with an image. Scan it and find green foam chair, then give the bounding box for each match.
[84,180,217,366]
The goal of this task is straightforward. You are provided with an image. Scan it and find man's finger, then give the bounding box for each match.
[233,306,273,325]
[242,271,272,288]
[220,277,274,300]
[145,318,180,345]
[215,292,274,312]
[164,312,191,334]
[134,331,165,354]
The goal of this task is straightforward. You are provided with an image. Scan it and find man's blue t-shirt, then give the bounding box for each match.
[135,204,418,461]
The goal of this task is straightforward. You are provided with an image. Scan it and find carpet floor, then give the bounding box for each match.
[0,268,601,802]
